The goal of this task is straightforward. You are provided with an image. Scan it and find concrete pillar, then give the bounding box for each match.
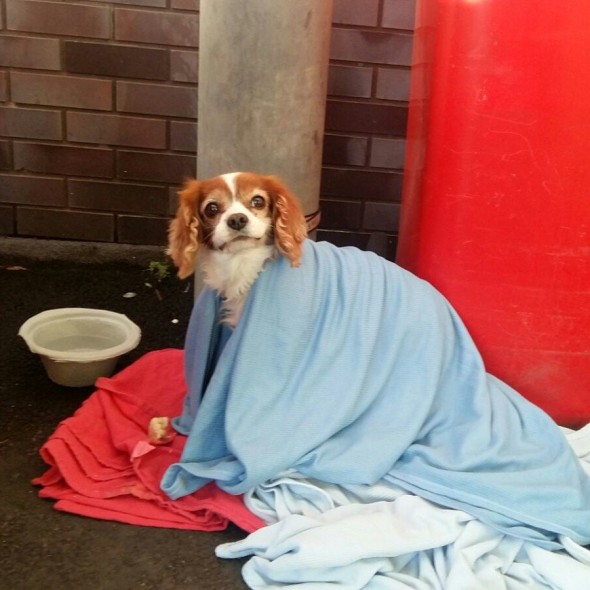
[197,0,333,220]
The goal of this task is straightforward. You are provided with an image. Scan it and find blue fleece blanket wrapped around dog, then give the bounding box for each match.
[161,240,590,548]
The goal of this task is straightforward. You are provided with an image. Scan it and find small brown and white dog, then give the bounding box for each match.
[148,172,308,444]
[167,172,308,328]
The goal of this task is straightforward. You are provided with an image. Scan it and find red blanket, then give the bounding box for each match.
[33,349,264,532]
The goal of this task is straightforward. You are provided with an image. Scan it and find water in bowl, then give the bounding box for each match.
[43,334,122,353]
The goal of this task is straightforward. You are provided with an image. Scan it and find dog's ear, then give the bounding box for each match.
[167,179,201,279]
[265,176,308,267]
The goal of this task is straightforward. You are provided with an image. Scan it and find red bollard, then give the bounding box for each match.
[398,0,590,425]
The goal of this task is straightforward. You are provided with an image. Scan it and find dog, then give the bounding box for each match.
[167,172,308,328]
[148,172,308,444]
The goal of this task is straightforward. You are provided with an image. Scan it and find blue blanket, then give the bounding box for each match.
[161,240,590,548]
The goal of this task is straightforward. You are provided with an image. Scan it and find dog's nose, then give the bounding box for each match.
[227,213,248,231]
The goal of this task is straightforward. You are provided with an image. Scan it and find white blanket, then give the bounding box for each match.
[216,426,590,589]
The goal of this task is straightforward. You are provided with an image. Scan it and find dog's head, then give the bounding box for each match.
[168,172,308,278]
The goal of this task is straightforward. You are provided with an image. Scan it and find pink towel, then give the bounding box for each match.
[33,349,265,533]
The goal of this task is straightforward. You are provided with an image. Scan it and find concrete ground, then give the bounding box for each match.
[0,238,249,590]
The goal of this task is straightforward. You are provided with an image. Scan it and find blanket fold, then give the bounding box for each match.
[161,240,590,548]
[33,349,264,533]
[218,469,590,590]
[218,428,590,589]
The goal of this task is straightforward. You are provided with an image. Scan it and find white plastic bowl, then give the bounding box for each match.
[18,308,141,387]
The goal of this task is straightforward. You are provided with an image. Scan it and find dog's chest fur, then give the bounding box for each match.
[201,245,275,327]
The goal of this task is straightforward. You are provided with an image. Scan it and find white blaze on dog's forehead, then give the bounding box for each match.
[221,172,241,197]
[223,199,250,217]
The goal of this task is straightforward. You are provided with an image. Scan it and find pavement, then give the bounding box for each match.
[0,238,249,590]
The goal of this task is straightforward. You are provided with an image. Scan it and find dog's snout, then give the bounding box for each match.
[227,213,248,231]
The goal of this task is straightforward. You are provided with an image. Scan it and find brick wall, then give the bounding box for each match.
[0,0,415,258]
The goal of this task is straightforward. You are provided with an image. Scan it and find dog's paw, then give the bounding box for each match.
[148,416,176,445]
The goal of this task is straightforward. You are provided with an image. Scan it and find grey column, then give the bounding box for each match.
[197,0,333,218]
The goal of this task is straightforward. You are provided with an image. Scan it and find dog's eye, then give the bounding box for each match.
[203,202,219,218]
[251,195,265,209]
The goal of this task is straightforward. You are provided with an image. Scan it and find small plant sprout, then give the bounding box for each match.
[145,260,172,300]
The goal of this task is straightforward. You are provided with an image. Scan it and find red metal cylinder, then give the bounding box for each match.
[398,0,590,425]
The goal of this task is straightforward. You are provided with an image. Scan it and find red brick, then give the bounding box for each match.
[117,82,197,118]
[332,0,379,26]
[330,28,413,66]
[370,138,406,169]
[0,107,62,141]
[382,0,417,31]
[328,65,373,99]
[376,68,411,101]
[14,143,114,178]
[115,8,198,47]
[117,215,169,246]
[320,199,363,230]
[109,0,166,6]
[64,41,169,81]
[118,151,195,183]
[323,134,368,167]
[321,168,403,201]
[363,201,401,232]
[67,112,167,149]
[0,174,66,206]
[0,36,60,70]
[171,0,199,10]
[168,187,179,216]
[369,233,398,261]
[17,208,114,241]
[325,100,408,136]
[170,121,197,152]
[171,50,199,83]
[0,141,11,170]
[68,180,169,216]
[0,72,7,102]
[0,206,15,235]
[11,72,112,111]
[6,0,110,39]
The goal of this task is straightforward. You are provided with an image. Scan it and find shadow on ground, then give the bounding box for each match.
[0,254,248,589]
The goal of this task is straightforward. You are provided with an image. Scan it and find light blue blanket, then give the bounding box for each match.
[161,240,590,548]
